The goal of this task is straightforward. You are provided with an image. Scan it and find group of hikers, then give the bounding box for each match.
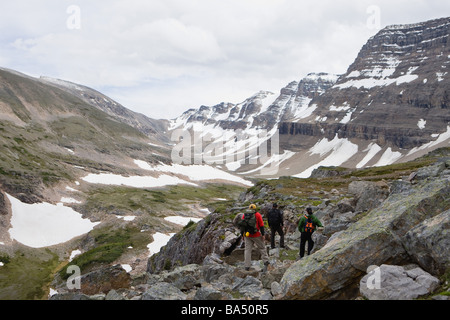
[235,203,324,272]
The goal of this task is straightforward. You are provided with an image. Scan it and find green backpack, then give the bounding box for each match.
[237,211,258,235]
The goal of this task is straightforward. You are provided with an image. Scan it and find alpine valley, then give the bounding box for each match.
[0,17,449,301]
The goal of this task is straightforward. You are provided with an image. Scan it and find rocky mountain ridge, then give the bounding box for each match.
[279,17,450,170]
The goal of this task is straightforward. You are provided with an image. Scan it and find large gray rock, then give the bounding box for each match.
[279,177,449,300]
[141,282,187,300]
[147,213,238,273]
[160,264,202,290]
[79,264,131,295]
[360,265,440,300]
[403,209,450,276]
[348,180,390,212]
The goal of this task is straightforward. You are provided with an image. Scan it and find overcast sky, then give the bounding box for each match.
[1,0,449,119]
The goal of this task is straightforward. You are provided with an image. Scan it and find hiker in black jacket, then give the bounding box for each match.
[267,203,285,249]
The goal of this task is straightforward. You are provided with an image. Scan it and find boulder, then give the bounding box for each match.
[160,264,202,291]
[415,162,446,181]
[80,264,131,295]
[141,282,187,300]
[194,285,226,300]
[279,177,449,300]
[348,180,389,212]
[403,209,450,275]
[147,212,236,273]
[360,265,440,300]
[202,263,234,283]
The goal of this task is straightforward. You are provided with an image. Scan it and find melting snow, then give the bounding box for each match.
[373,148,403,167]
[336,62,419,89]
[356,143,383,168]
[407,126,450,156]
[417,119,427,130]
[294,135,358,178]
[121,264,132,273]
[69,250,82,261]
[147,232,175,257]
[60,197,82,204]
[164,216,202,226]
[134,160,253,186]
[6,194,100,248]
[82,173,198,188]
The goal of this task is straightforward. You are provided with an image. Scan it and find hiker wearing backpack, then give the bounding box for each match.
[238,204,270,272]
[267,203,285,249]
[298,207,324,259]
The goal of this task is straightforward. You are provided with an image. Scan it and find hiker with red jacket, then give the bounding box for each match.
[240,204,270,272]
[298,207,324,259]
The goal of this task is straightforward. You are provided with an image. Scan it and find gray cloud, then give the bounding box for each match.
[1,0,449,119]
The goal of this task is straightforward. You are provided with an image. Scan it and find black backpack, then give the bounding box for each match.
[237,211,258,235]
[268,208,281,226]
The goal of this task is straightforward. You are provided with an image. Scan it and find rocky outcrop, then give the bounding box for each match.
[347,180,390,212]
[0,191,8,216]
[279,169,449,300]
[360,265,440,300]
[79,264,131,295]
[403,209,450,275]
[147,213,239,274]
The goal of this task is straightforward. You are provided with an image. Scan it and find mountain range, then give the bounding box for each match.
[170,16,450,178]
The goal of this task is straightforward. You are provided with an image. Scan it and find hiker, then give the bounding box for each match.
[298,207,324,259]
[267,203,285,249]
[238,204,270,272]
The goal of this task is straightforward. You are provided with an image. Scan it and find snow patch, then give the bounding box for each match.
[82,173,198,188]
[116,216,136,222]
[60,197,82,204]
[356,143,383,168]
[336,62,419,89]
[417,119,427,130]
[294,135,358,178]
[407,126,450,156]
[134,160,253,186]
[148,232,175,257]
[121,264,132,273]
[373,148,403,167]
[69,250,82,262]
[164,216,202,226]
[6,194,100,248]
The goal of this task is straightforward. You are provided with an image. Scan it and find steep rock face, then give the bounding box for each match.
[280,17,450,150]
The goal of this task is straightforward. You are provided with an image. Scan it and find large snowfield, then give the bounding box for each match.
[6,194,100,248]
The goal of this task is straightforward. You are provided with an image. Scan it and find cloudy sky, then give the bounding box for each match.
[1,0,449,119]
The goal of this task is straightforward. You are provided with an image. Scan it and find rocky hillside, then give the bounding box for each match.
[0,67,249,299]
[49,148,450,300]
[39,76,170,144]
